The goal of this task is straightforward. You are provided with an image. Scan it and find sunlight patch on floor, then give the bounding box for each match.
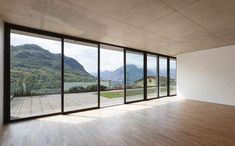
[38,96,183,124]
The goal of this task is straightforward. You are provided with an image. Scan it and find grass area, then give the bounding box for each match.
[100,89,144,99]
[100,86,176,99]
[100,87,156,98]
[126,88,144,97]
[100,91,124,98]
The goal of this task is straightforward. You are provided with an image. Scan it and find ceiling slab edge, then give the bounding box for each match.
[175,44,232,56]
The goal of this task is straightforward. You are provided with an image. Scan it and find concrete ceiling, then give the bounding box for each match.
[0,0,234,56]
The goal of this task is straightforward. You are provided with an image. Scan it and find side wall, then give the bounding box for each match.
[0,17,4,126]
[177,45,235,106]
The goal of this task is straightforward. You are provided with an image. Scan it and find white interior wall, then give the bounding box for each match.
[177,45,235,106]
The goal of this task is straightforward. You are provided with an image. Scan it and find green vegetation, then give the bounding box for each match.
[100,86,176,99]
[100,88,156,98]
[66,85,107,93]
[11,44,95,97]
[10,44,176,97]
[126,88,144,97]
[100,91,124,98]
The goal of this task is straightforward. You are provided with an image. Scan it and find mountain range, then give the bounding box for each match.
[11,44,95,82]
[100,65,176,83]
[11,44,175,96]
[10,44,96,96]
[100,64,155,84]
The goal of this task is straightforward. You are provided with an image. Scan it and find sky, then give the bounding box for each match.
[11,32,124,73]
[159,57,168,70]
[100,48,123,72]
[64,42,98,73]
[126,51,144,68]
[11,32,172,74]
[147,55,157,73]
[170,59,176,69]
[11,33,62,54]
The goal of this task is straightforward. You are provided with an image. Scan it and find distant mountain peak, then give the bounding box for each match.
[16,44,46,50]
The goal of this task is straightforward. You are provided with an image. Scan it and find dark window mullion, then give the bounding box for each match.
[98,43,100,108]
[144,53,147,100]
[167,57,170,96]
[61,38,64,113]
[124,49,126,104]
[157,56,160,98]
[4,24,11,124]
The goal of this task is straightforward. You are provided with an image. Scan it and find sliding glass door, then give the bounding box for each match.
[159,56,168,97]
[64,40,98,112]
[125,50,144,102]
[147,54,158,99]
[100,44,124,107]
[6,24,177,122]
[10,30,62,120]
[170,58,177,95]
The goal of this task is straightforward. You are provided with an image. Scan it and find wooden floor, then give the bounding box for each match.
[0,97,235,146]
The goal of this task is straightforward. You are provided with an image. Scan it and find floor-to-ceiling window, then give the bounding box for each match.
[100,44,124,107]
[170,58,177,95]
[125,50,144,102]
[6,24,177,122]
[64,40,98,112]
[147,54,158,99]
[159,56,168,97]
[10,30,62,120]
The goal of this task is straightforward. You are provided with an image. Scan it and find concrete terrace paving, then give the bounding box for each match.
[11,92,149,119]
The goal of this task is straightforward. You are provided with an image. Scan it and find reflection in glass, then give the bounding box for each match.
[159,57,168,96]
[170,59,176,95]
[126,51,144,102]
[64,40,98,111]
[147,54,158,99]
[100,44,124,107]
[10,30,61,119]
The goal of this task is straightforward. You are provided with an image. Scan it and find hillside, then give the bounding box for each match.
[10,44,95,96]
[100,64,146,83]
[10,44,176,96]
[100,64,175,84]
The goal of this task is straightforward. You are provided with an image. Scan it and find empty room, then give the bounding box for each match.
[0,0,234,145]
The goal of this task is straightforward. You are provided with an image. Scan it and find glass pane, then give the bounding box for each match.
[10,30,61,120]
[159,57,168,96]
[100,44,124,107]
[147,54,158,99]
[126,51,144,102]
[170,59,176,95]
[64,40,98,111]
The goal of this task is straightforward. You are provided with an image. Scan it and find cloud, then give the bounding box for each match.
[126,51,144,68]
[11,32,169,74]
[11,33,61,54]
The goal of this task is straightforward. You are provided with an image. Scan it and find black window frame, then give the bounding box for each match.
[169,57,177,96]
[99,44,125,107]
[146,53,159,100]
[159,56,169,98]
[62,38,100,113]
[4,23,176,123]
[125,49,145,104]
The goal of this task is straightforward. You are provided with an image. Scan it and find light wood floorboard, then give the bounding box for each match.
[0,97,234,146]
